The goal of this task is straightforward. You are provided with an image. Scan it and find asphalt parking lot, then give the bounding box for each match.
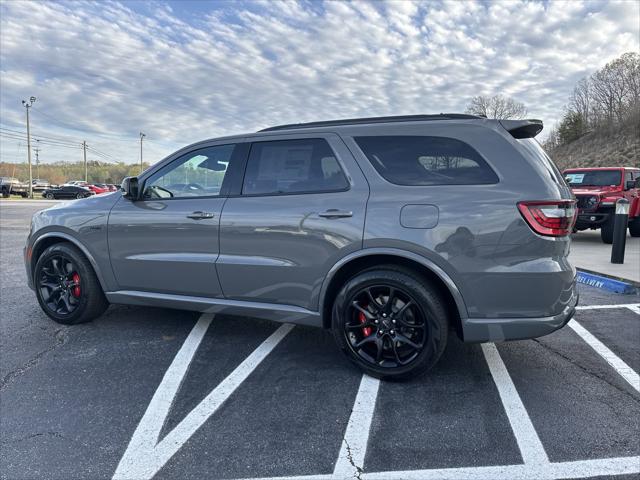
[1,201,639,480]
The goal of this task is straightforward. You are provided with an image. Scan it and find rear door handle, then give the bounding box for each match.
[186,211,215,220]
[318,209,353,219]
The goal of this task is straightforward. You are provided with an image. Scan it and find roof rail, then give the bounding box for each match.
[259,113,483,132]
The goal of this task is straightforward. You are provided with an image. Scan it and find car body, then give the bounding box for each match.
[25,114,578,379]
[563,167,640,243]
[1,177,29,198]
[88,183,110,195]
[41,185,95,200]
[31,179,51,192]
[105,184,119,192]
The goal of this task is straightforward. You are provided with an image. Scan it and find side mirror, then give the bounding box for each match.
[121,176,139,200]
[625,179,637,190]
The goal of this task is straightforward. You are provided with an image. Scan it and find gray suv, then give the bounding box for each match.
[25,114,578,379]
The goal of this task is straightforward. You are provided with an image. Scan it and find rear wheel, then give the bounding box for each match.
[332,266,448,380]
[600,215,614,244]
[76,193,84,199]
[630,219,640,237]
[45,192,54,199]
[34,243,108,324]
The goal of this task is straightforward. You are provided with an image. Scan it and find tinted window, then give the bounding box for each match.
[144,144,236,199]
[354,136,498,186]
[242,138,348,195]
[564,170,622,187]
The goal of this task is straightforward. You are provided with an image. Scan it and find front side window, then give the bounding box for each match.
[242,138,349,195]
[143,144,236,199]
[354,136,498,186]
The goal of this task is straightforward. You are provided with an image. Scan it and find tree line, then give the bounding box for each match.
[0,160,149,186]
[544,52,640,148]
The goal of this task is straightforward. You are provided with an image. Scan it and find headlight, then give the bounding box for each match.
[586,196,598,207]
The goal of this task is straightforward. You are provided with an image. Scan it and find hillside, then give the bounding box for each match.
[547,119,640,171]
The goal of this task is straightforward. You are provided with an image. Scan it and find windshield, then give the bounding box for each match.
[564,170,621,187]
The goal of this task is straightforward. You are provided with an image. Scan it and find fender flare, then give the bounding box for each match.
[318,247,468,320]
[31,232,108,292]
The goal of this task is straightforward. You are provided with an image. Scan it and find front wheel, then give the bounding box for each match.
[600,215,614,244]
[76,193,84,199]
[34,243,108,324]
[332,266,448,380]
[46,193,54,199]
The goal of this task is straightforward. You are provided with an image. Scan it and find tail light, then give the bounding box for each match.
[517,200,577,237]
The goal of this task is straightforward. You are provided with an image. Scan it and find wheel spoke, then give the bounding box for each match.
[351,301,374,320]
[375,337,384,363]
[394,333,422,350]
[42,286,61,302]
[365,289,381,311]
[60,290,72,313]
[395,300,413,318]
[382,287,396,313]
[354,335,377,349]
[391,340,404,365]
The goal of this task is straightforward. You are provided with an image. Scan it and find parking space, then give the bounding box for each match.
[1,202,639,480]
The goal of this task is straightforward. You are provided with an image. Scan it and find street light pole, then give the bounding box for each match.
[21,96,36,198]
[139,132,146,173]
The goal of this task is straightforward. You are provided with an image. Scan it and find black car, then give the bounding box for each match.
[42,185,94,200]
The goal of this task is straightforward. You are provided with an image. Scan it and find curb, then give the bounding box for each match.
[576,269,638,294]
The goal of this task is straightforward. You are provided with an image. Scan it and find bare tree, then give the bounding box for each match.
[569,78,591,128]
[465,94,528,119]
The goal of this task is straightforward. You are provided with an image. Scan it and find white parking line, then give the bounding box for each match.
[576,303,640,311]
[113,316,294,480]
[481,343,549,466]
[568,319,640,393]
[333,374,381,478]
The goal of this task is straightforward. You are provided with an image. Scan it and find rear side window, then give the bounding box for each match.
[354,136,498,186]
[242,138,349,195]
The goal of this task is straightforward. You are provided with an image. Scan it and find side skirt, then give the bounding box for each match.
[105,290,322,327]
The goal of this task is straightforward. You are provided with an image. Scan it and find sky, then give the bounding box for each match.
[1,0,638,167]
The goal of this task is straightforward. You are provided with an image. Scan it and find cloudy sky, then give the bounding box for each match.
[1,0,638,166]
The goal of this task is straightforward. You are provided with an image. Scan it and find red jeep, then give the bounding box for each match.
[563,167,640,243]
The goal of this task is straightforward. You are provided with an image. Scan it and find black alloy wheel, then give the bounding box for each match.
[332,266,448,380]
[345,285,427,368]
[37,255,82,316]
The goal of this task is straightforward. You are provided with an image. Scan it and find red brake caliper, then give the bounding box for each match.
[359,304,372,337]
[71,272,81,297]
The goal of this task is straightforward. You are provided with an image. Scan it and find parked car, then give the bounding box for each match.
[41,185,94,200]
[1,177,28,197]
[563,167,640,243]
[66,180,89,186]
[31,179,51,192]
[105,184,119,192]
[25,114,578,379]
[90,183,111,194]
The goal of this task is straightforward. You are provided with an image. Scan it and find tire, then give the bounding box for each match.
[331,265,448,380]
[34,243,108,325]
[600,215,614,244]
[46,193,54,199]
[20,192,28,198]
[76,193,84,199]
[2,191,8,198]
[630,219,640,237]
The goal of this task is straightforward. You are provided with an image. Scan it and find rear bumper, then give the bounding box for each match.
[461,283,578,343]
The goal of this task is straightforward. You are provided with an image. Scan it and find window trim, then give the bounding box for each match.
[238,138,351,198]
[139,143,249,201]
[353,135,499,187]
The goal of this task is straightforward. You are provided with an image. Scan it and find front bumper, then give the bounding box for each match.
[461,283,579,343]
[575,212,610,229]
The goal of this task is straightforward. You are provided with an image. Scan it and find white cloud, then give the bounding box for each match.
[0,0,638,166]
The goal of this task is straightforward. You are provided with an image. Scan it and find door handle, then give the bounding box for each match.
[318,209,353,219]
[186,211,215,220]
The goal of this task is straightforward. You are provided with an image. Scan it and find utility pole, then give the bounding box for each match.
[82,141,88,182]
[139,132,146,173]
[33,142,40,180]
[21,96,36,198]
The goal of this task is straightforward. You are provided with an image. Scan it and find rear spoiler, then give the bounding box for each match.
[499,119,543,139]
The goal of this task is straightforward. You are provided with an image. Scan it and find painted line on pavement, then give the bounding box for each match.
[333,374,381,478]
[576,303,640,311]
[113,315,294,480]
[568,319,640,393]
[481,343,549,466]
